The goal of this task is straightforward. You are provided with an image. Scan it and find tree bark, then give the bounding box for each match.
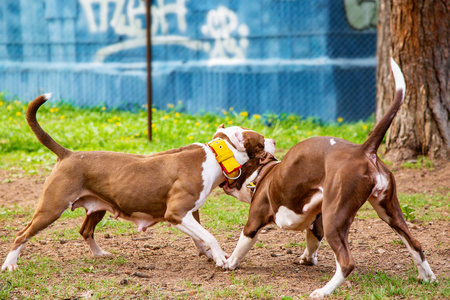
[376,0,449,162]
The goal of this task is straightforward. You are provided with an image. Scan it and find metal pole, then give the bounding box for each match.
[146,0,152,141]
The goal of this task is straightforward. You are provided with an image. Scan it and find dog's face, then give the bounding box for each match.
[222,153,278,204]
[222,157,260,203]
[213,124,276,159]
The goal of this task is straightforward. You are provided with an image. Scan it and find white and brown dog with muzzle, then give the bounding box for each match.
[222,59,436,297]
[1,95,276,271]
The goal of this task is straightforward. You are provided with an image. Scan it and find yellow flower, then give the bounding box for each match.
[363,125,368,130]
[50,108,55,113]
[294,125,298,130]
[113,116,118,120]
[60,115,65,120]
[196,122,200,127]
[174,120,178,124]
[175,112,180,117]
[108,118,113,123]
[253,114,261,119]
[307,131,312,135]
[167,103,174,109]
[9,117,13,121]
[16,112,21,116]
[126,137,130,141]
[136,133,140,137]
[102,106,106,111]
[290,116,295,120]
[163,115,169,120]
[0,101,3,106]
[188,136,194,140]
[151,123,156,128]
[7,105,12,110]
[240,111,248,117]
[337,117,344,123]
[229,107,234,111]
[130,135,135,139]
[102,124,107,127]
[144,130,148,135]
[152,108,156,112]
[227,120,233,125]
[116,122,121,126]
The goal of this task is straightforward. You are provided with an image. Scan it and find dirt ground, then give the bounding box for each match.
[0,161,449,299]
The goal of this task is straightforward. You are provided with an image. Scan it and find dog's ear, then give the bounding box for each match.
[233,131,246,151]
[259,152,277,164]
[217,123,225,129]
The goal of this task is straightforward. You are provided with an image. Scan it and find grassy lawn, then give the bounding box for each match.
[0,94,448,299]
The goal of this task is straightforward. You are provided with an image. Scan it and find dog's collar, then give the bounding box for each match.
[206,138,242,186]
[247,160,280,199]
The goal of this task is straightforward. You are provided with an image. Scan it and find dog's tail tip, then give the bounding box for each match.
[42,93,52,101]
[390,58,406,95]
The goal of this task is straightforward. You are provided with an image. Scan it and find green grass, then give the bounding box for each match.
[0,95,448,299]
[0,94,373,172]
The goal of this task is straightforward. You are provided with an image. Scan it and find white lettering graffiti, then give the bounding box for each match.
[201,6,249,61]
[79,0,249,62]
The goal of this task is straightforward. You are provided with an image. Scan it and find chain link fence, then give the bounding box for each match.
[0,0,378,122]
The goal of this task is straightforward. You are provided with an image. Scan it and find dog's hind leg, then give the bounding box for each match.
[300,214,323,266]
[79,210,112,257]
[1,196,68,271]
[310,175,370,298]
[368,174,436,282]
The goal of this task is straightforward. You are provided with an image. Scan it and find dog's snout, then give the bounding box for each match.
[264,139,276,155]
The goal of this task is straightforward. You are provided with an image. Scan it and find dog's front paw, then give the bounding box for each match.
[223,256,240,270]
[211,250,229,268]
[309,288,326,298]
[299,252,317,266]
[93,250,113,258]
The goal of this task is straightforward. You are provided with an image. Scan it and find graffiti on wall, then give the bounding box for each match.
[79,0,249,63]
[343,0,379,30]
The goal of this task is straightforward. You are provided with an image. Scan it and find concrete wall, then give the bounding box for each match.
[0,0,379,121]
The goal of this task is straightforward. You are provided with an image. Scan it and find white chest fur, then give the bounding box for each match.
[274,190,323,230]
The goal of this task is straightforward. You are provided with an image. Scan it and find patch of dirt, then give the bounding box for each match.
[0,162,449,298]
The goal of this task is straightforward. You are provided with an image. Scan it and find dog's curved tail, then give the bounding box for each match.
[26,94,71,159]
[361,58,406,155]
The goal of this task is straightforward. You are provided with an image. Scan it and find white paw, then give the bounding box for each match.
[1,263,18,272]
[418,273,437,283]
[299,253,317,266]
[309,288,326,298]
[212,250,228,268]
[223,256,240,270]
[93,250,113,258]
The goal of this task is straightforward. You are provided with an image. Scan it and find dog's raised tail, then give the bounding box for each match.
[361,58,406,155]
[26,94,71,159]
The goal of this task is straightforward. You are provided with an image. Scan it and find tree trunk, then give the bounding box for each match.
[376,0,449,162]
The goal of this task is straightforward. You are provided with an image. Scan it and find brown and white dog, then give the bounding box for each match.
[1,95,276,271]
[222,59,436,297]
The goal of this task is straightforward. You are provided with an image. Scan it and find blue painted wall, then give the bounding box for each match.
[0,0,378,121]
